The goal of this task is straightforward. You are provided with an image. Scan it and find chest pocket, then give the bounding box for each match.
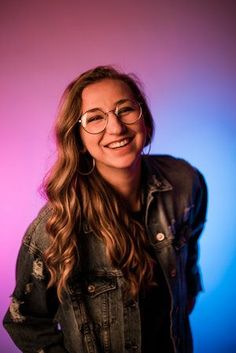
[70,274,118,327]
[67,274,118,353]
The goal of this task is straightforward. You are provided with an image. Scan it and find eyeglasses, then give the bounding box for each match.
[78,99,142,134]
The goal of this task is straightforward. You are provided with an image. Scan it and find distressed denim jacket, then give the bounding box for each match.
[3,155,207,353]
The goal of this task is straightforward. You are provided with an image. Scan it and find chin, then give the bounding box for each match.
[109,155,141,170]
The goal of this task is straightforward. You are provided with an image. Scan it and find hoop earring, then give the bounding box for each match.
[142,131,152,156]
[142,142,152,156]
[78,157,95,176]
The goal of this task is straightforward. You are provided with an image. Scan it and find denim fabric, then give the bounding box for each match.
[3,155,207,353]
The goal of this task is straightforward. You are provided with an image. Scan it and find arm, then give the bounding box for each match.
[3,241,68,353]
[186,169,208,311]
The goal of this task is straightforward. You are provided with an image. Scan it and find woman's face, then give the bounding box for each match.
[79,79,147,178]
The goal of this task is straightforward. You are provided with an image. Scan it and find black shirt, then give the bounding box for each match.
[131,210,173,353]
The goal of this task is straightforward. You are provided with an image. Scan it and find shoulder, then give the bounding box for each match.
[144,154,196,175]
[143,154,206,194]
[22,204,52,254]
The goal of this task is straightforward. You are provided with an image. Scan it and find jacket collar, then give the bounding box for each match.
[142,155,173,193]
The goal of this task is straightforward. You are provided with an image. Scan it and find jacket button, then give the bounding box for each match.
[131,345,138,350]
[170,268,177,278]
[125,343,138,350]
[156,232,165,241]
[129,300,137,308]
[87,284,96,293]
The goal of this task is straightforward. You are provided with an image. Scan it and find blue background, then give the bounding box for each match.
[1,0,235,352]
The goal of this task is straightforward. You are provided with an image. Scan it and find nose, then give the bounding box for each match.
[105,111,126,135]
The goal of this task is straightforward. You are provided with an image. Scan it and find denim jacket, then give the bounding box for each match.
[3,155,207,353]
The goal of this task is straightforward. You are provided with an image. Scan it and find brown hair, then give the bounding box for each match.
[43,66,155,301]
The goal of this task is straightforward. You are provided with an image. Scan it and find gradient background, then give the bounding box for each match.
[1,0,236,352]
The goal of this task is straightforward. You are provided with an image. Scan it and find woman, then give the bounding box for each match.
[3,66,207,353]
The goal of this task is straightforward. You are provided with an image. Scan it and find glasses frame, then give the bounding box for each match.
[78,100,143,134]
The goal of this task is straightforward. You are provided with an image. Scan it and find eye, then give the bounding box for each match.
[117,105,135,116]
[86,114,105,124]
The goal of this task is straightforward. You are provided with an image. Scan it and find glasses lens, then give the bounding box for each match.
[81,110,107,134]
[116,100,141,124]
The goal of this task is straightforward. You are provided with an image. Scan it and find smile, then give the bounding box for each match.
[105,138,131,149]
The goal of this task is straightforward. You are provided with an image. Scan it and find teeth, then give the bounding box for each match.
[107,138,129,149]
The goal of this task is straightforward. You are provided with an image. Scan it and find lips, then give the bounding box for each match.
[105,137,132,149]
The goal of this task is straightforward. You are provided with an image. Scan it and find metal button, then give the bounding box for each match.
[125,300,137,309]
[129,300,137,308]
[170,268,177,278]
[131,345,138,350]
[156,232,165,241]
[87,284,96,293]
[125,343,138,350]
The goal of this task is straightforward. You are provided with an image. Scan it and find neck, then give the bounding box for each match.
[97,160,142,211]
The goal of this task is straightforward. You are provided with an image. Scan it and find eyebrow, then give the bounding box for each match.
[115,98,130,105]
[82,98,130,115]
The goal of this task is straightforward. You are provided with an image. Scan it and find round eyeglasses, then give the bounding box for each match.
[78,99,142,134]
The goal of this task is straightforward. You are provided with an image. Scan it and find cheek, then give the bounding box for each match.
[79,129,101,154]
[138,121,148,141]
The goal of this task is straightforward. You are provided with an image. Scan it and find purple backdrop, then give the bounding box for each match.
[1,1,236,352]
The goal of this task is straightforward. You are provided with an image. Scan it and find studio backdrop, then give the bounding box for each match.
[1,1,236,352]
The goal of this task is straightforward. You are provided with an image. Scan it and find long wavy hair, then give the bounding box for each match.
[43,66,155,301]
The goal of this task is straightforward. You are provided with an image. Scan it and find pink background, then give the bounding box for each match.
[1,0,236,352]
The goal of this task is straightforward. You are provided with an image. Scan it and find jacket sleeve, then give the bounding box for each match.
[3,237,69,353]
[186,169,208,299]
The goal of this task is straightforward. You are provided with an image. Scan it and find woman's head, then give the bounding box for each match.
[55,66,154,178]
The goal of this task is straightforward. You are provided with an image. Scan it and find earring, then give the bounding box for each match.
[142,142,152,156]
[142,131,152,156]
[78,157,95,176]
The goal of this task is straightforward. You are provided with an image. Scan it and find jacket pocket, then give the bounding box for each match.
[69,274,119,353]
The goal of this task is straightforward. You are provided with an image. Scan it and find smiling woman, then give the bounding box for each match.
[79,79,148,195]
[3,66,207,353]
